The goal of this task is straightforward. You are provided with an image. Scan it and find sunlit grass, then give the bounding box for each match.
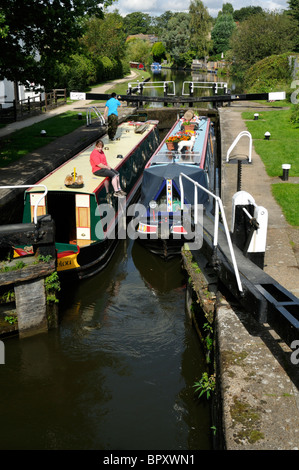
[243,108,299,226]
[242,108,299,177]
[272,184,299,226]
[0,111,85,167]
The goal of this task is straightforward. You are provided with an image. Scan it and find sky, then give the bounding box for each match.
[107,0,289,18]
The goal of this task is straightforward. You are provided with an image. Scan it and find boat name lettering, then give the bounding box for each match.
[58,260,72,267]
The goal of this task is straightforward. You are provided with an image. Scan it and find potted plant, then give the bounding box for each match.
[166,135,180,150]
[166,134,191,150]
[181,120,197,131]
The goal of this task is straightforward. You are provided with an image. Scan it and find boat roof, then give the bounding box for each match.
[147,116,210,167]
[140,163,209,207]
[27,121,158,195]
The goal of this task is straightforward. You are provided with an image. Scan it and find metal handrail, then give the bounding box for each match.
[86,106,105,126]
[128,81,176,95]
[0,184,48,224]
[179,172,243,293]
[226,131,252,163]
[182,81,228,95]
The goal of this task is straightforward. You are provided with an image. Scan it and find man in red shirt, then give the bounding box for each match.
[90,140,126,198]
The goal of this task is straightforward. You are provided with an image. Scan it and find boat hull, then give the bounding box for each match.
[21,121,160,280]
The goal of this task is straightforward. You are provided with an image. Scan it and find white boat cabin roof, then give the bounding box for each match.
[28,121,158,195]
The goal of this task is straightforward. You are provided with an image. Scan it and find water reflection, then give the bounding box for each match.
[0,239,211,450]
[145,67,242,105]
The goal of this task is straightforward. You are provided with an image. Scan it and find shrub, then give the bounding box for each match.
[244,54,292,93]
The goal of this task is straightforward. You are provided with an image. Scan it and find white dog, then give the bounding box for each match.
[177,135,196,153]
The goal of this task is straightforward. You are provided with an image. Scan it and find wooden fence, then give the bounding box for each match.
[0,89,67,123]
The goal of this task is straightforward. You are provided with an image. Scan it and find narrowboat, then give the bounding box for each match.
[151,62,162,72]
[135,112,217,259]
[17,120,160,280]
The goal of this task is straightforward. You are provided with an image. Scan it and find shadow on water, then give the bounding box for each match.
[0,238,212,450]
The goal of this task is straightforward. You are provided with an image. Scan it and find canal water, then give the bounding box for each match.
[0,68,232,451]
[0,238,211,450]
[143,67,242,105]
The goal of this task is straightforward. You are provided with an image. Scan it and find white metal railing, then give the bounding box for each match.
[179,173,243,293]
[86,106,105,126]
[182,81,228,95]
[0,185,48,224]
[226,131,252,163]
[127,81,176,96]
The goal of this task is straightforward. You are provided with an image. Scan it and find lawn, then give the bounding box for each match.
[0,111,86,167]
[242,108,299,177]
[242,108,299,226]
[272,183,299,226]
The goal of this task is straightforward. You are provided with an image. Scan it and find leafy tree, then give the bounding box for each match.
[233,6,264,22]
[220,3,234,17]
[230,11,296,71]
[160,13,192,66]
[82,12,126,61]
[0,11,9,38]
[189,0,212,59]
[123,12,152,35]
[152,11,174,36]
[126,38,152,65]
[288,0,299,50]
[151,42,166,63]
[288,0,299,20]
[211,14,236,55]
[0,0,112,88]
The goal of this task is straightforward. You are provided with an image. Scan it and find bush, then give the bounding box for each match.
[290,104,299,125]
[67,54,97,90]
[96,56,124,82]
[244,54,292,93]
[54,54,97,91]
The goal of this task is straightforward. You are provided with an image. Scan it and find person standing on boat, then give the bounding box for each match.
[104,92,122,141]
[90,140,126,198]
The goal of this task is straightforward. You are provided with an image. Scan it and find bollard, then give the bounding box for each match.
[40,130,47,136]
[254,113,259,120]
[78,113,82,120]
[282,164,291,181]
[264,131,271,140]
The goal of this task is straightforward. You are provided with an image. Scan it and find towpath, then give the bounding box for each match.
[0,70,138,138]
[219,102,299,298]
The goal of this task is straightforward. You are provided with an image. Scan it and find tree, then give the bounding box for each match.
[82,12,126,61]
[233,6,264,22]
[0,11,9,38]
[123,12,152,35]
[161,13,192,66]
[0,0,113,88]
[230,11,296,71]
[211,14,236,55]
[288,0,299,50]
[152,11,174,36]
[288,0,299,20]
[126,38,152,65]
[151,42,166,63]
[220,3,234,17]
[189,0,212,59]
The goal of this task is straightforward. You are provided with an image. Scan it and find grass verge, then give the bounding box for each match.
[242,107,299,226]
[0,111,85,167]
[271,184,299,226]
